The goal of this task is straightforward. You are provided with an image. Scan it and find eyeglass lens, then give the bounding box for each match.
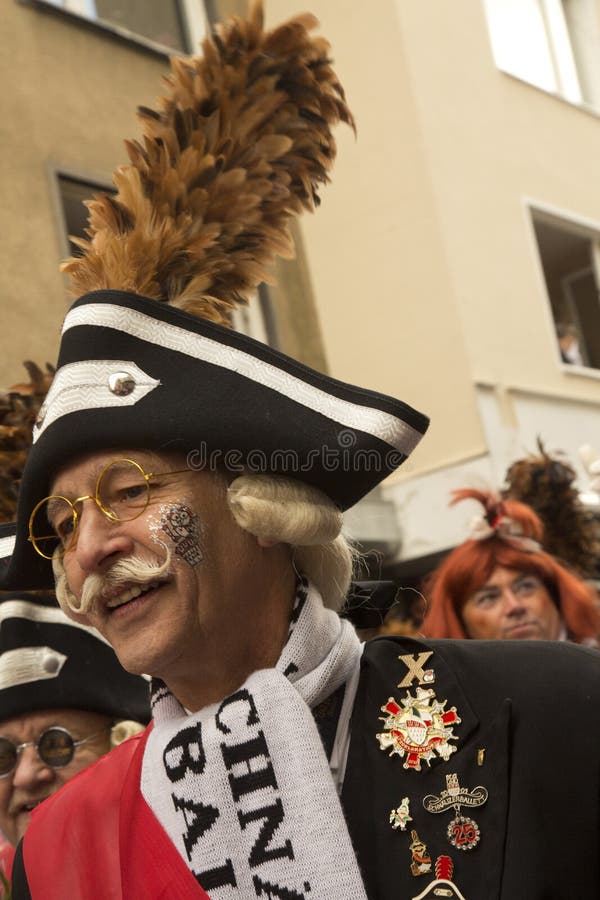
[30,459,151,558]
[0,728,77,776]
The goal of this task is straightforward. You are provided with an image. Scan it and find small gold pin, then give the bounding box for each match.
[477,748,486,767]
[398,651,435,688]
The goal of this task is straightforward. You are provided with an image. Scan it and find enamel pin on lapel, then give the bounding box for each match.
[397,651,436,687]
[377,651,461,771]
[389,796,412,830]
[409,830,432,876]
[411,856,467,900]
[423,773,488,851]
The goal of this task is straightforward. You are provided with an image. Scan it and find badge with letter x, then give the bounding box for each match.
[376,651,461,770]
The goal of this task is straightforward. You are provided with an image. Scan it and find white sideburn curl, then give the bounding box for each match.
[227,475,343,544]
[53,545,173,617]
[110,720,145,747]
[227,475,355,611]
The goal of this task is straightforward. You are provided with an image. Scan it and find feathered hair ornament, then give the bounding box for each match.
[453,488,543,553]
[0,362,54,522]
[502,439,600,578]
[61,0,355,325]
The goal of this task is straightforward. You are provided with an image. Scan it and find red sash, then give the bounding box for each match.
[23,727,210,899]
[0,841,14,887]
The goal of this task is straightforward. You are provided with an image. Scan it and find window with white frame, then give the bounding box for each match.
[530,207,600,370]
[37,0,206,54]
[482,0,600,109]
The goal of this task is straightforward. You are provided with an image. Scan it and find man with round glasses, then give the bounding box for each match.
[0,526,150,884]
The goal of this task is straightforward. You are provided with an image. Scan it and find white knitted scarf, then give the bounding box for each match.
[141,579,368,899]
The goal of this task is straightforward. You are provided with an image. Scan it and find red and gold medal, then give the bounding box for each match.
[377,687,461,771]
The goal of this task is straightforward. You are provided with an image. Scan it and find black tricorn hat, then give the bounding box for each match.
[1,290,428,590]
[0,523,150,723]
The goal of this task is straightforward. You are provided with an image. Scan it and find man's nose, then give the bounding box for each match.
[11,747,55,790]
[72,503,134,574]
[503,589,526,614]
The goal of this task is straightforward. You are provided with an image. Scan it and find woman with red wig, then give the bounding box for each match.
[421,489,600,644]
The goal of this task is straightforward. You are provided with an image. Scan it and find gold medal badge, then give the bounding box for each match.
[377,686,461,771]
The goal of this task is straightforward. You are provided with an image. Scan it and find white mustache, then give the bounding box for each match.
[53,544,173,616]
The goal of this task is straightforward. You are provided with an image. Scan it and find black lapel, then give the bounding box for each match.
[341,637,511,900]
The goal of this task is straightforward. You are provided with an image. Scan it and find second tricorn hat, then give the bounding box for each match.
[0,523,150,722]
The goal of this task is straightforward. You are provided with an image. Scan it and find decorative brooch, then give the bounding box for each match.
[423,773,488,851]
[411,855,467,900]
[377,686,461,771]
[389,797,413,831]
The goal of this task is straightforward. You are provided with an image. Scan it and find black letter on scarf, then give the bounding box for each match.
[172,794,220,859]
[163,724,205,782]
[195,859,237,890]
[239,798,294,867]
[216,688,261,733]
[221,731,278,801]
[253,876,310,898]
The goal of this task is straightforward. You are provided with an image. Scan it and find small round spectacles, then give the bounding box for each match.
[0,726,110,778]
[28,457,191,560]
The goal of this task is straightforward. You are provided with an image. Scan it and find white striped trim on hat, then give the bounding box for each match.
[0,599,110,646]
[41,302,422,454]
[33,359,160,444]
[0,534,16,562]
[0,647,67,690]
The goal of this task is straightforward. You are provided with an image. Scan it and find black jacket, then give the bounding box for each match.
[342,636,600,900]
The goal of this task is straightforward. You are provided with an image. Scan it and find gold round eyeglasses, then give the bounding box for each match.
[28,458,190,559]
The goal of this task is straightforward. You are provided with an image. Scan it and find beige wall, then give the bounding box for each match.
[0,2,171,387]
[265,0,486,479]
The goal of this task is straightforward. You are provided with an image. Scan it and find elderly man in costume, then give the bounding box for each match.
[2,5,600,899]
[0,524,149,886]
[421,489,600,644]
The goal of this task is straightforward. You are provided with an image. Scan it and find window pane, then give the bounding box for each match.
[41,0,188,52]
[531,211,600,370]
[562,0,600,107]
[57,175,114,257]
[94,0,187,52]
[482,0,558,92]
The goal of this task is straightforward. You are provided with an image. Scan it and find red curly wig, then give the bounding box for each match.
[421,489,600,643]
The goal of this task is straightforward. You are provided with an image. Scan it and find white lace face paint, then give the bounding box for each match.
[149,503,204,568]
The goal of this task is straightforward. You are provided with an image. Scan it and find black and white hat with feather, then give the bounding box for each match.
[1,2,428,590]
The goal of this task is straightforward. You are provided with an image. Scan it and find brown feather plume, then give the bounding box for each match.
[502,438,600,577]
[61,1,355,326]
[0,362,54,522]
